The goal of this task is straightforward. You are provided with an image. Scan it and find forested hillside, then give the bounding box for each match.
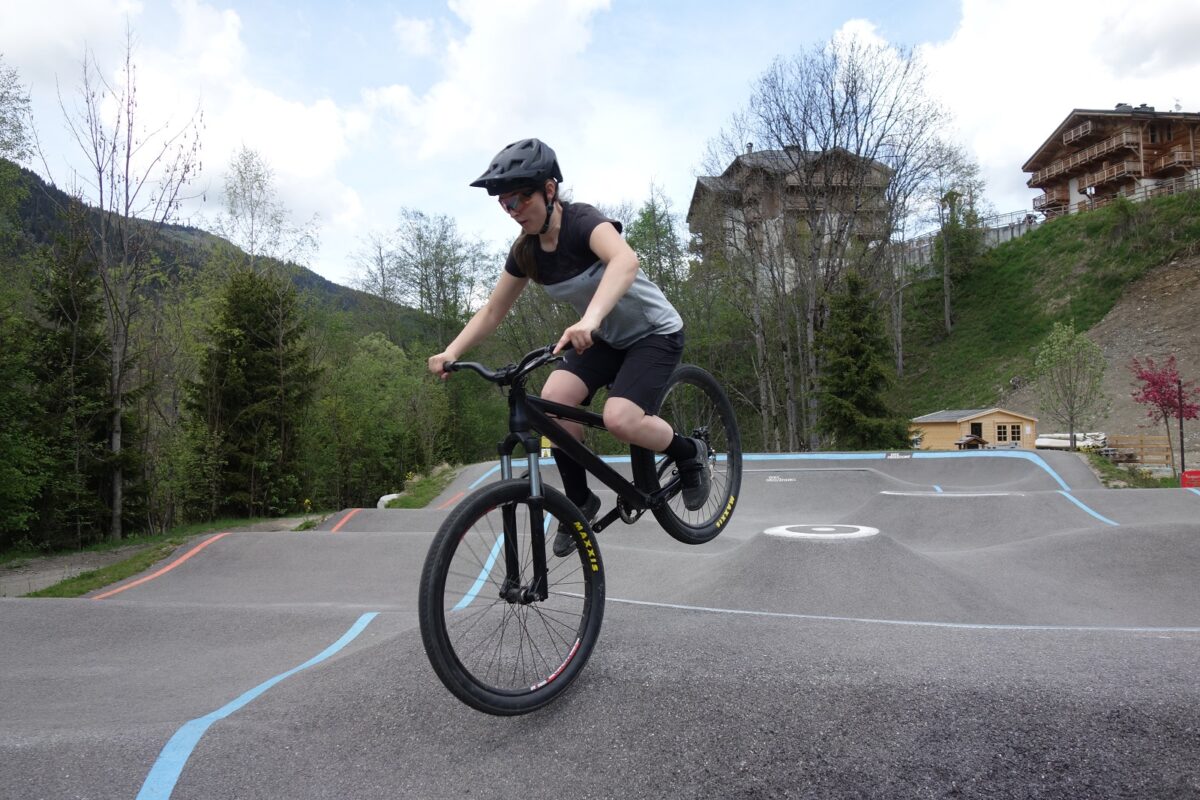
[0,157,512,551]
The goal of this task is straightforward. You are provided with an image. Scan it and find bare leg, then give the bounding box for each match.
[602,397,674,451]
[541,370,590,441]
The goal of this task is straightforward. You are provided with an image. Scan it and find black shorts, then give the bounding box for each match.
[557,331,684,414]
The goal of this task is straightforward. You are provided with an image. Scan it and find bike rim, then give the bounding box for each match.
[655,378,739,528]
[438,500,594,696]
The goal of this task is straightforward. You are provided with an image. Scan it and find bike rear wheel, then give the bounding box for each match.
[631,364,743,544]
[418,479,605,715]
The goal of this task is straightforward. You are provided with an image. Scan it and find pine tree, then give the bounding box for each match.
[27,211,112,548]
[816,272,910,450]
[188,269,317,517]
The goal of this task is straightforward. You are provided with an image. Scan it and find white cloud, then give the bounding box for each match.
[1096,0,1200,76]
[919,0,1200,217]
[394,16,437,58]
[0,0,141,86]
[171,0,245,81]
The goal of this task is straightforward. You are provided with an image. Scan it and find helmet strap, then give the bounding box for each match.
[538,180,557,235]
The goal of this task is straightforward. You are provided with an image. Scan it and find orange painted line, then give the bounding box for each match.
[330,508,362,533]
[436,491,465,511]
[93,532,232,601]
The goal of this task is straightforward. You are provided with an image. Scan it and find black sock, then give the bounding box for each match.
[664,433,696,461]
[552,449,591,505]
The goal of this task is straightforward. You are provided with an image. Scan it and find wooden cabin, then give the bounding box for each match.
[910,409,1038,451]
[1023,104,1200,217]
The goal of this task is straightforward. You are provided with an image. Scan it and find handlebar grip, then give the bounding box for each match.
[444,360,497,381]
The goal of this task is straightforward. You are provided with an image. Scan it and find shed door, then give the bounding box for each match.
[970,422,983,437]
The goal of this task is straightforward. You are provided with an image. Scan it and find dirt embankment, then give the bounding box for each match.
[1004,255,1200,467]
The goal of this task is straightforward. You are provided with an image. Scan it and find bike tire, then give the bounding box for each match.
[418,479,605,715]
[630,364,743,545]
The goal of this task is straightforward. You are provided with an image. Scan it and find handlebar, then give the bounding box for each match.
[445,344,562,386]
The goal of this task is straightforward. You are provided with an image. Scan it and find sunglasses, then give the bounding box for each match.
[498,189,537,213]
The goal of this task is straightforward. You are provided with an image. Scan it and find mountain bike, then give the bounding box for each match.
[417,344,742,715]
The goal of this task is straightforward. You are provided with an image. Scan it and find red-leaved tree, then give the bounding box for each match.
[1129,356,1200,476]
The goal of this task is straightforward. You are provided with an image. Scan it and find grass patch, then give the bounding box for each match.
[0,517,275,567]
[1084,452,1181,488]
[891,191,1200,417]
[9,515,301,598]
[24,538,188,598]
[387,464,459,508]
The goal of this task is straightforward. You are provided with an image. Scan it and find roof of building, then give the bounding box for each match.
[911,408,1038,424]
[1022,104,1200,172]
[687,146,892,224]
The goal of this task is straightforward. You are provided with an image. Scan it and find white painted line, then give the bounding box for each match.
[605,596,1200,634]
[879,491,1022,498]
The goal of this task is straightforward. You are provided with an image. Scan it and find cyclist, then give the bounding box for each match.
[427,138,709,556]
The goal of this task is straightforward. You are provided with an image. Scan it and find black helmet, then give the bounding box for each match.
[470,138,563,196]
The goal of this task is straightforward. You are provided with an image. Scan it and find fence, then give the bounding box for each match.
[897,209,1040,269]
[899,170,1200,267]
[1104,434,1172,465]
[1061,170,1200,216]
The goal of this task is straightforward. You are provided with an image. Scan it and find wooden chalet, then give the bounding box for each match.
[687,145,892,247]
[1023,103,1200,217]
[910,408,1038,451]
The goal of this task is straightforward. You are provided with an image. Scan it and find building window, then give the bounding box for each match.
[1010,424,1022,442]
[1148,124,1175,144]
[995,424,1008,442]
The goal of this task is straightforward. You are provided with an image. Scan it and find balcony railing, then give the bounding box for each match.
[1032,187,1069,210]
[1078,161,1142,191]
[1153,146,1195,173]
[1027,130,1141,187]
[1063,120,1095,145]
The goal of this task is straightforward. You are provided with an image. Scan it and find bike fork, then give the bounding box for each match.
[499,435,549,604]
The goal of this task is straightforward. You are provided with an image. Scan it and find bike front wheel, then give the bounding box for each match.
[418,479,605,715]
[631,364,743,545]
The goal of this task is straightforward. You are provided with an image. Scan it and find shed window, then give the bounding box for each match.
[995,424,1009,442]
[1010,424,1022,442]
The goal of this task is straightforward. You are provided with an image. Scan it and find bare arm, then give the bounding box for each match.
[428,270,528,378]
[555,222,640,354]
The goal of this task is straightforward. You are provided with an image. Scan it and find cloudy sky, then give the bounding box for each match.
[4,0,1200,287]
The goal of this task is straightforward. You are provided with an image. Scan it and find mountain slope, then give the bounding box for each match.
[893,191,1200,464]
[1003,253,1200,461]
[6,159,412,319]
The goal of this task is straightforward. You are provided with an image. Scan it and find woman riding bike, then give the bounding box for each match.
[427,137,709,555]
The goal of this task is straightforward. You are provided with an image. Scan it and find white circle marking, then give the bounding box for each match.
[764,524,880,540]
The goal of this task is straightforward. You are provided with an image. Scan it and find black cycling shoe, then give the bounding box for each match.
[677,437,711,511]
[552,492,601,557]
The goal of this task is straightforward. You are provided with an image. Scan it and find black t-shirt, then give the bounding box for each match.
[503,203,623,285]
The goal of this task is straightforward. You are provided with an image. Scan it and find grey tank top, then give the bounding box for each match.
[542,260,683,350]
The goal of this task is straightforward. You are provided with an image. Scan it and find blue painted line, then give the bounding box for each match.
[454,535,504,611]
[745,452,886,462]
[468,450,1073,492]
[1188,488,1200,497]
[454,517,554,611]
[136,613,379,800]
[912,450,1072,491]
[738,450,1074,491]
[467,455,632,490]
[1057,490,1119,526]
[933,485,944,493]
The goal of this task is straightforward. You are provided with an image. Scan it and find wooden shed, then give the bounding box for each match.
[910,409,1039,451]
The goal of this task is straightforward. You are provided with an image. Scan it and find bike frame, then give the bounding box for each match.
[492,376,679,604]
